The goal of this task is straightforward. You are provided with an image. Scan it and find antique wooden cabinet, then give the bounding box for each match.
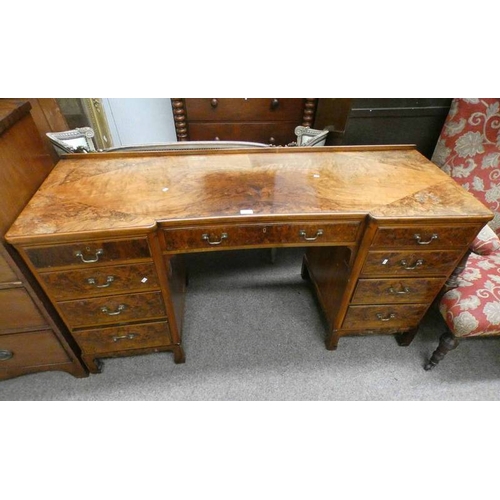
[171,98,317,145]
[0,99,87,380]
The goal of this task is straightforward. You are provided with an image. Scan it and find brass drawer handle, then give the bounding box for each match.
[414,234,438,245]
[87,276,115,288]
[211,98,218,108]
[271,98,279,110]
[377,313,396,322]
[0,349,13,361]
[75,248,103,263]
[112,333,138,342]
[388,286,411,295]
[100,304,126,316]
[202,233,228,245]
[299,229,324,241]
[400,259,424,270]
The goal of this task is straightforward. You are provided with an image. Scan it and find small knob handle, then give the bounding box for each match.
[269,137,276,144]
[211,98,218,108]
[0,349,13,361]
[271,98,279,110]
[214,136,220,141]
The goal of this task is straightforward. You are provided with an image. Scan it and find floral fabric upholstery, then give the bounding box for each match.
[440,241,500,337]
[471,224,500,255]
[432,98,500,234]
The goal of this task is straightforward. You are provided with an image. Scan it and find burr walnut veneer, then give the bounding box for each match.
[5,146,493,372]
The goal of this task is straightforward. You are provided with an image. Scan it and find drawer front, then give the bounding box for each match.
[0,330,70,371]
[40,262,160,300]
[371,225,481,249]
[0,252,18,283]
[360,250,464,277]
[188,122,299,145]
[185,98,305,122]
[351,277,445,304]
[73,321,172,354]
[162,222,361,252]
[343,304,428,330]
[58,291,166,328]
[25,238,151,269]
[0,288,47,331]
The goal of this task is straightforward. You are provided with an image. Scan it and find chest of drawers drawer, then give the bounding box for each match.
[25,238,151,269]
[0,288,48,331]
[58,291,166,329]
[351,277,446,304]
[39,262,160,300]
[162,221,361,253]
[342,304,429,330]
[0,252,18,283]
[184,98,305,122]
[0,330,71,373]
[371,224,481,249]
[360,250,464,277]
[187,122,299,145]
[72,321,172,354]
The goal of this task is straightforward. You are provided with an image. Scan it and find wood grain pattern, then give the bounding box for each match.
[360,250,464,277]
[39,262,160,300]
[25,238,151,269]
[351,277,446,304]
[5,147,492,243]
[342,304,428,330]
[0,288,48,331]
[371,224,481,248]
[162,221,361,253]
[58,291,167,329]
[73,321,172,354]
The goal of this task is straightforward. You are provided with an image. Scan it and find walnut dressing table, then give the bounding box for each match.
[5,146,492,373]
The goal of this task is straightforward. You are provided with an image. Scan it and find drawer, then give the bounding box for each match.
[0,288,48,331]
[39,262,160,300]
[25,238,151,269]
[0,330,70,372]
[162,222,361,253]
[58,291,166,329]
[0,252,18,283]
[185,98,305,122]
[187,122,299,145]
[351,277,445,304]
[342,304,428,330]
[360,250,464,277]
[73,321,172,354]
[371,224,481,249]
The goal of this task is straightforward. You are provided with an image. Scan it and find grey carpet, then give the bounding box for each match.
[1,247,500,400]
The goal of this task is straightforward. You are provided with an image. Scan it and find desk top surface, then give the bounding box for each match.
[6,146,493,243]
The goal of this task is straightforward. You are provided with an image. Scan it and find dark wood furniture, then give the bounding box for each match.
[342,98,453,158]
[5,146,492,373]
[0,99,87,380]
[171,98,317,145]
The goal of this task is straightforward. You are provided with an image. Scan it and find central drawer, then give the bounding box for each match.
[58,291,166,329]
[39,262,160,300]
[162,222,361,253]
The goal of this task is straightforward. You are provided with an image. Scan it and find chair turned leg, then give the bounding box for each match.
[424,331,459,371]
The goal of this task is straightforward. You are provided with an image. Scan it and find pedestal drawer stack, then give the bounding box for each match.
[344,223,482,336]
[22,236,177,372]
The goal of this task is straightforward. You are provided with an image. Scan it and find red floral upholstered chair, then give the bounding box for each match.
[425,98,500,369]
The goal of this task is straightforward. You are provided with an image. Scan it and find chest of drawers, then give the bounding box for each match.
[171,98,317,145]
[21,235,186,373]
[317,221,483,350]
[0,99,86,380]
